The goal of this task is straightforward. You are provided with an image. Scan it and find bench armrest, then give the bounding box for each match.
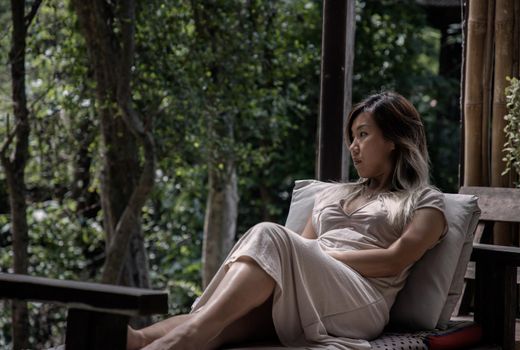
[0,273,169,350]
[0,272,168,316]
[472,243,520,265]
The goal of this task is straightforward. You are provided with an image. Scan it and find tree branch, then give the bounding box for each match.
[24,0,43,30]
[0,120,20,163]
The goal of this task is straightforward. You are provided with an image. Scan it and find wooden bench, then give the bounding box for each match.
[461,186,520,350]
[0,273,168,349]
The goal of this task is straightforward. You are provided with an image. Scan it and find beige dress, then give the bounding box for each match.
[191,183,446,349]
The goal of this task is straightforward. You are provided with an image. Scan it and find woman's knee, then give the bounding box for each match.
[251,221,293,240]
[252,221,282,232]
[247,222,301,253]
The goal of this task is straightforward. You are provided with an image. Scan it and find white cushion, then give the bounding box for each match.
[436,194,480,327]
[390,193,480,329]
[284,179,481,330]
[285,179,334,233]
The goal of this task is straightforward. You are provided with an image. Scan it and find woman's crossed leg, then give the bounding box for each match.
[127,256,280,350]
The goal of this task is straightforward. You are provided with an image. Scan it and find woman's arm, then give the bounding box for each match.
[301,214,318,239]
[326,207,446,277]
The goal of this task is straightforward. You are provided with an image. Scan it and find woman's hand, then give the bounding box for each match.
[324,249,344,261]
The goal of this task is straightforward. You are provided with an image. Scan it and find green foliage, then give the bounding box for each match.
[143,168,206,315]
[353,0,461,191]
[131,0,321,237]
[502,77,520,185]
[0,200,105,348]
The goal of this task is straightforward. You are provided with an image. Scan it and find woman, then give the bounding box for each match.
[127,91,447,350]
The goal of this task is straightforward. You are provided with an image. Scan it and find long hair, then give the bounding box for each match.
[343,91,432,230]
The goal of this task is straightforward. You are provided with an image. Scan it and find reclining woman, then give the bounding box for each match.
[127,91,447,350]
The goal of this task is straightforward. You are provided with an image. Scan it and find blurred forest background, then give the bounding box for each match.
[0,0,461,348]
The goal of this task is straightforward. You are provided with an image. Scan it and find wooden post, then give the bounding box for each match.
[317,0,355,182]
[341,0,356,183]
[480,0,496,187]
[463,0,488,186]
[492,0,515,245]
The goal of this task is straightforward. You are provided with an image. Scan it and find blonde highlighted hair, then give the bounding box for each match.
[344,91,432,230]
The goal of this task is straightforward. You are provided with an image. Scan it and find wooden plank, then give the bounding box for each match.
[0,273,168,316]
[472,243,520,265]
[460,186,520,223]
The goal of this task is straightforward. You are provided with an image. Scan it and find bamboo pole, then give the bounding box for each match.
[513,0,520,82]
[492,0,515,245]
[513,0,520,248]
[480,0,495,186]
[492,0,514,186]
[464,0,488,186]
[459,0,468,187]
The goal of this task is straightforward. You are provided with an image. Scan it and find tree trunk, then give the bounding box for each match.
[190,2,239,287]
[72,0,155,293]
[202,158,238,287]
[70,113,99,218]
[1,1,41,348]
[4,170,29,350]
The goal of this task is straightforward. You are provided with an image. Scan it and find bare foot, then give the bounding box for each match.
[127,326,146,350]
[141,321,208,350]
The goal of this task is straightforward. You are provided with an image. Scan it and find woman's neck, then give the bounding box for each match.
[365,177,392,192]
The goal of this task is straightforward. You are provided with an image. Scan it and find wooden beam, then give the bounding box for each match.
[459,186,520,223]
[317,0,355,182]
[0,273,168,316]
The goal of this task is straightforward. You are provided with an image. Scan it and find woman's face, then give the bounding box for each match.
[349,112,395,182]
